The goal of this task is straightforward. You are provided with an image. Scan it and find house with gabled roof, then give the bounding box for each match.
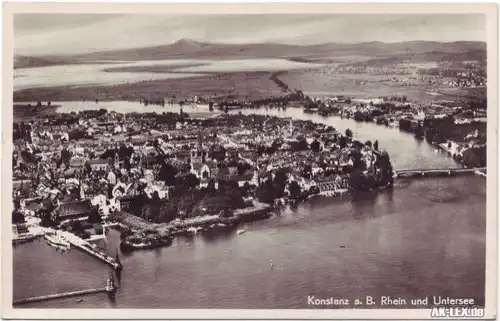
[53,199,94,222]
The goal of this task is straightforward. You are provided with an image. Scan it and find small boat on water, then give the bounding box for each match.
[44,232,71,250]
[237,229,246,235]
[187,227,202,234]
[76,298,83,303]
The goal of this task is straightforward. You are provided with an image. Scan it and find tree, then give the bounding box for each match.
[94,223,104,235]
[237,162,251,175]
[288,181,302,200]
[209,145,226,162]
[151,191,161,222]
[345,128,353,138]
[375,151,394,186]
[12,210,25,224]
[310,139,321,153]
[123,157,131,171]
[257,145,266,156]
[118,144,133,161]
[159,163,178,186]
[302,164,312,179]
[338,136,347,149]
[256,178,276,204]
[349,168,366,191]
[351,150,366,171]
[462,146,486,168]
[293,138,309,151]
[206,179,217,195]
[70,220,85,234]
[85,162,92,175]
[61,148,72,164]
[219,209,233,218]
[183,173,200,190]
[87,207,102,224]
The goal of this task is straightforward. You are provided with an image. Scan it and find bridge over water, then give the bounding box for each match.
[394,167,486,179]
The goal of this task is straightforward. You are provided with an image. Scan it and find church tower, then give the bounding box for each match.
[191,131,204,163]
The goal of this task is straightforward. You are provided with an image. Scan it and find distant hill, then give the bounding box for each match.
[14,55,75,69]
[15,39,486,68]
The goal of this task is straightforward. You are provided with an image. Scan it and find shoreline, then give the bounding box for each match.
[112,202,273,251]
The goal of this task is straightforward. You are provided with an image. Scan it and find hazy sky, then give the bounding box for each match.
[14,14,486,56]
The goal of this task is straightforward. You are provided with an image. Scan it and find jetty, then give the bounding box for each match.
[12,233,43,245]
[60,231,122,271]
[395,167,486,179]
[13,277,116,306]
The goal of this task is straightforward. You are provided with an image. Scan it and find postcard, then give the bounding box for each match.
[2,2,498,320]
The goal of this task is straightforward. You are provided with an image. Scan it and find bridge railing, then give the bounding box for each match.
[396,167,485,173]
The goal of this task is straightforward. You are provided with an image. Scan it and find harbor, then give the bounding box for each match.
[59,231,123,271]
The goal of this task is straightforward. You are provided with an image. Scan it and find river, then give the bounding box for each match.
[13,102,485,309]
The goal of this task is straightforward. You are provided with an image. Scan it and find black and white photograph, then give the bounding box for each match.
[2,2,497,319]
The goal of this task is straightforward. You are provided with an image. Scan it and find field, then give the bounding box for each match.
[13,67,487,104]
[14,71,285,102]
[279,69,487,102]
[13,40,487,103]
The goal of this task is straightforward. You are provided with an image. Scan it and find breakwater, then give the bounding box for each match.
[13,277,117,306]
[13,288,108,305]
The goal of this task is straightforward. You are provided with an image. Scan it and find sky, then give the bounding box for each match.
[14,14,486,56]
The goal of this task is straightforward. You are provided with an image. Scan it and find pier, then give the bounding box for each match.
[395,167,486,179]
[60,231,122,271]
[13,277,116,306]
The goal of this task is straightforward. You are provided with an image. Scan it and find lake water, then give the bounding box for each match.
[14,59,321,91]
[13,102,485,309]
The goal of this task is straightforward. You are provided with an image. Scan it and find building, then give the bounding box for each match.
[24,202,43,216]
[53,200,94,222]
[89,159,108,172]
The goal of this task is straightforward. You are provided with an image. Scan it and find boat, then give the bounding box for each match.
[76,298,83,303]
[120,235,173,252]
[186,227,202,234]
[237,229,246,235]
[44,232,71,250]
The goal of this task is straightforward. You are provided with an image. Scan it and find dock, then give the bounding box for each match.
[395,167,486,179]
[12,233,43,245]
[60,231,122,271]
